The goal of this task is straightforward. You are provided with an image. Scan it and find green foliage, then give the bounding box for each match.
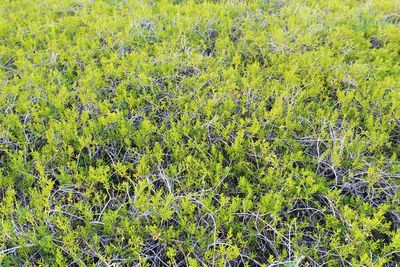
[0,0,399,265]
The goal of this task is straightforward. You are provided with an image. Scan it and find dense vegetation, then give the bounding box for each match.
[1,0,399,266]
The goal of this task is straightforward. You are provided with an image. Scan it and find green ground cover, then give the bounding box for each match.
[0,0,400,266]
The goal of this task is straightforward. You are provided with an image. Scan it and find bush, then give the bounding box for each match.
[0,0,399,266]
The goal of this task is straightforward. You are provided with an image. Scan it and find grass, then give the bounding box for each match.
[0,0,399,266]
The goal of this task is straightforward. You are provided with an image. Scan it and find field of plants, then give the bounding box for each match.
[0,0,399,266]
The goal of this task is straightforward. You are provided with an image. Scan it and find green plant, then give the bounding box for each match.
[0,0,399,266]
